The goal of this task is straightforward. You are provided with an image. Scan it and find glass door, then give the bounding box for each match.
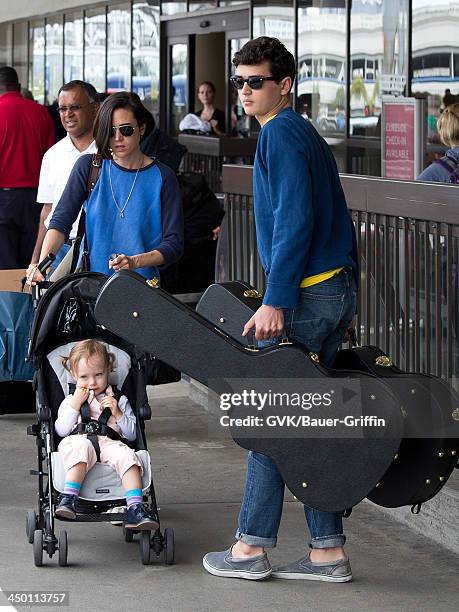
[168,38,189,136]
[228,35,250,135]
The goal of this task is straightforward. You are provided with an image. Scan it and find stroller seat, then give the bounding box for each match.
[51,450,151,502]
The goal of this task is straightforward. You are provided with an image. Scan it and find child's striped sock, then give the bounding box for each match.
[63,481,81,497]
[126,488,143,508]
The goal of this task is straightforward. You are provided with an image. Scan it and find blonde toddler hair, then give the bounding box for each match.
[62,340,115,375]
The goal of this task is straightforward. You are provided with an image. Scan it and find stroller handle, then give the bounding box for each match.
[21,253,56,293]
[21,253,56,284]
[36,252,56,275]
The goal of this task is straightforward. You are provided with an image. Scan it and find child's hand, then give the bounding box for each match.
[100,395,123,421]
[70,387,89,411]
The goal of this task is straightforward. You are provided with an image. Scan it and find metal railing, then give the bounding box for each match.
[178,134,445,189]
[178,134,257,192]
[218,165,459,381]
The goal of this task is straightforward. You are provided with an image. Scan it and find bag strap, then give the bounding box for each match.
[433,156,459,183]
[76,154,103,271]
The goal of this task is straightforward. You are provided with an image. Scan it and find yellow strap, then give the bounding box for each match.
[262,113,277,126]
[300,268,344,288]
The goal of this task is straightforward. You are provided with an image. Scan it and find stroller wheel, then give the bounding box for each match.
[163,528,175,565]
[123,526,134,543]
[26,510,38,544]
[33,530,44,567]
[139,531,151,565]
[58,531,68,567]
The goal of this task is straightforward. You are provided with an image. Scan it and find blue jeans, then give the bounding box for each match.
[235,268,357,549]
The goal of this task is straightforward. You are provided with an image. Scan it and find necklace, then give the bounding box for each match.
[109,157,143,218]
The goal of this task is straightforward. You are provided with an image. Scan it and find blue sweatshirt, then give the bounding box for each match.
[49,155,183,279]
[254,107,358,309]
[417,146,459,183]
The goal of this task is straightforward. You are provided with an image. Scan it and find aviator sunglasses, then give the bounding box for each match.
[110,124,136,137]
[230,75,278,90]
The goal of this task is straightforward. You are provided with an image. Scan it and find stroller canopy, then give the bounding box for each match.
[28,273,144,362]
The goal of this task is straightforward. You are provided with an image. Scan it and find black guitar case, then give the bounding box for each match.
[197,281,459,510]
[94,271,404,513]
[196,281,264,347]
[334,342,459,509]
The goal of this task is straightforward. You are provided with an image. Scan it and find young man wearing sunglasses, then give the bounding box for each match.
[203,37,359,582]
[26,80,99,278]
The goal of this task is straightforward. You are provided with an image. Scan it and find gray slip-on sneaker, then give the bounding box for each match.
[203,547,272,580]
[272,553,352,582]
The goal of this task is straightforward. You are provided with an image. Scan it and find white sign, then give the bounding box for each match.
[380,74,407,95]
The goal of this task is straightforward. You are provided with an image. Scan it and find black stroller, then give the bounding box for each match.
[25,269,174,567]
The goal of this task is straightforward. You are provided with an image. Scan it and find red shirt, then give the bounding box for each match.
[0,91,54,188]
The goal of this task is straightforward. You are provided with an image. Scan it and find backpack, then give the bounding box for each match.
[140,128,187,174]
[176,172,225,245]
[433,155,459,184]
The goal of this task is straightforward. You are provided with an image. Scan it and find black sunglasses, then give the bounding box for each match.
[57,102,94,114]
[230,75,278,90]
[110,124,136,137]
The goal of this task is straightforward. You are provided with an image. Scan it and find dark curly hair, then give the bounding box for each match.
[93,91,151,159]
[232,37,296,86]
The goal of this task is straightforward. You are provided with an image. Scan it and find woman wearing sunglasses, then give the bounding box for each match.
[32,91,183,282]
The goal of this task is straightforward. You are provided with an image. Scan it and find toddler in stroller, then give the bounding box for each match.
[55,339,157,530]
[26,271,174,567]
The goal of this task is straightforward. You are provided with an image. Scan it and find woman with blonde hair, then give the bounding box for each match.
[418,103,459,183]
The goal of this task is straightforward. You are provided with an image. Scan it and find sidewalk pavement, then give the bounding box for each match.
[0,380,457,612]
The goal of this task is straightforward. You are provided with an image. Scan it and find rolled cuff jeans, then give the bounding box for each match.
[235,268,357,549]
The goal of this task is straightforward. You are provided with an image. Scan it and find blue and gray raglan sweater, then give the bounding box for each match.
[49,155,183,279]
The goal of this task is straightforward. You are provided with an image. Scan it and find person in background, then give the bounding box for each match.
[417,103,459,366]
[335,106,346,132]
[442,88,455,112]
[140,110,186,174]
[26,80,99,277]
[196,81,226,135]
[417,103,459,183]
[0,66,54,269]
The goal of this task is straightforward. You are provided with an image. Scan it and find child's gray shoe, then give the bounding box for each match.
[203,547,272,580]
[272,553,352,582]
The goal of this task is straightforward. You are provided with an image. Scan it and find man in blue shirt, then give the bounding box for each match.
[203,37,358,582]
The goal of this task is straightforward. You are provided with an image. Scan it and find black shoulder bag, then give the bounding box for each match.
[75,154,103,272]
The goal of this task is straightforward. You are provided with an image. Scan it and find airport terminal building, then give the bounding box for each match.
[0,0,458,173]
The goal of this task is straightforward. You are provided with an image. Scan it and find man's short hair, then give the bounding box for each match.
[0,66,20,89]
[232,37,296,85]
[58,80,99,104]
